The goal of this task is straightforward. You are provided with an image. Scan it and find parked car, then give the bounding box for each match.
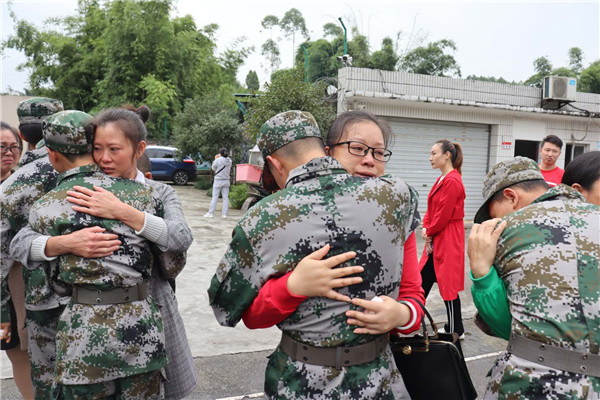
[144,145,197,185]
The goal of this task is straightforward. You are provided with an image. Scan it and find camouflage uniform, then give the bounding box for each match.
[474,158,600,399]
[209,111,420,400]
[27,111,166,398]
[0,98,64,398]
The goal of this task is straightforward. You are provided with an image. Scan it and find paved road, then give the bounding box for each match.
[1,184,507,399]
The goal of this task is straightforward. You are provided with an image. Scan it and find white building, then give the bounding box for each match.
[337,67,600,219]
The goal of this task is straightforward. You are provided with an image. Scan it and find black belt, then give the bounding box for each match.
[72,283,149,305]
[508,333,600,377]
[279,333,388,369]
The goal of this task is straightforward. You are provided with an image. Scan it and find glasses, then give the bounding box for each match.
[0,145,23,155]
[330,141,392,162]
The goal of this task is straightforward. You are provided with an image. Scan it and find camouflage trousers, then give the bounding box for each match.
[55,370,163,400]
[26,306,66,400]
[264,345,410,400]
[485,352,600,399]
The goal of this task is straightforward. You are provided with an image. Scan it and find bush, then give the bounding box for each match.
[194,176,212,190]
[229,184,249,209]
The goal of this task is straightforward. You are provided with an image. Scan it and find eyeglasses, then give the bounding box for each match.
[0,145,23,155]
[329,141,392,162]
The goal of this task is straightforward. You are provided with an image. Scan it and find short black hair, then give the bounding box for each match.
[490,179,550,204]
[219,147,229,158]
[562,151,600,191]
[18,122,43,146]
[541,135,563,150]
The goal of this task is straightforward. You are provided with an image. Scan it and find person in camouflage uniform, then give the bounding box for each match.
[0,97,67,399]
[208,110,420,399]
[25,110,166,399]
[470,157,600,399]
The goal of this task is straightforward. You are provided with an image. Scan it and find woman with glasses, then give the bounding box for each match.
[1,122,23,184]
[419,139,466,339]
[1,121,33,400]
[243,111,425,344]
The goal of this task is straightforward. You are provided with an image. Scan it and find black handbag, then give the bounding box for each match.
[390,299,477,400]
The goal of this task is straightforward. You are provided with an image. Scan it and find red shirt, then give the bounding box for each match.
[539,166,564,187]
[241,232,425,334]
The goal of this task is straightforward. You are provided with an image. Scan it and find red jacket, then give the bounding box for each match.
[418,169,465,300]
[242,232,425,335]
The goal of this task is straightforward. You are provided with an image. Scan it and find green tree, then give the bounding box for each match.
[173,89,245,165]
[219,37,254,87]
[371,37,399,71]
[245,70,260,91]
[245,67,336,141]
[523,56,553,87]
[261,39,281,75]
[399,39,461,77]
[579,60,600,94]
[568,47,584,75]
[4,0,228,140]
[323,23,343,39]
[280,8,309,64]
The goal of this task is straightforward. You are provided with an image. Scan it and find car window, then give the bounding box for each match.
[145,149,158,158]
[162,150,174,159]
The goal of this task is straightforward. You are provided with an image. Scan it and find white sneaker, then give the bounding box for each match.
[438,327,465,340]
[221,215,227,219]
[204,213,214,218]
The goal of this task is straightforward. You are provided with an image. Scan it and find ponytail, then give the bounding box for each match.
[436,139,463,175]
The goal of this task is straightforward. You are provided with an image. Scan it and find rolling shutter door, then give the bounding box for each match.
[383,118,490,220]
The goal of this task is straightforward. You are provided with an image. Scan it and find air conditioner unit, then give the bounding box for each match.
[543,76,577,101]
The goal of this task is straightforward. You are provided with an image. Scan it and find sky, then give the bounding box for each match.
[1,0,599,93]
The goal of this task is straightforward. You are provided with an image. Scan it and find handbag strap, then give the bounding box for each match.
[403,297,439,341]
[213,165,227,179]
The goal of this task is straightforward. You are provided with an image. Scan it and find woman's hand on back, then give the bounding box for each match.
[287,244,363,302]
[67,185,125,220]
[346,296,411,335]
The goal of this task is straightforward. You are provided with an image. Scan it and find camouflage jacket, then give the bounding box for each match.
[487,185,600,398]
[28,163,167,384]
[209,156,419,399]
[0,151,59,321]
[18,147,48,167]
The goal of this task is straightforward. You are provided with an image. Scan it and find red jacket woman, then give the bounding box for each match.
[419,140,466,337]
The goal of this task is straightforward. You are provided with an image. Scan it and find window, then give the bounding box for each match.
[565,144,587,167]
[514,140,539,161]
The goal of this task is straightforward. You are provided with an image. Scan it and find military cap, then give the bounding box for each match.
[474,156,545,223]
[257,110,323,192]
[42,110,94,155]
[17,97,64,124]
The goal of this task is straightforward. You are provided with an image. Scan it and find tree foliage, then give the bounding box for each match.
[3,0,251,140]
[173,88,245,165]
[579,60,600,94]
[245,70,260,91]
[371,37,399,71]
[399,39,461,77]
[245,67,336,141]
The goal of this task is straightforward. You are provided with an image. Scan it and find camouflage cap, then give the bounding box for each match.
[17,97,64,124]
[474,156,544,223]
[43,110,94,155]
[257,110,323,192]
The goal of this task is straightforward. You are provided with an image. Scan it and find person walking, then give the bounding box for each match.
[205,147,232,218]
[209,111,420,399]
[469,157,599,399]
[419,139,466,338]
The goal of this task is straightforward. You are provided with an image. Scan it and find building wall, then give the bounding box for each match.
[338,68,600,169]
[1,95,33,129]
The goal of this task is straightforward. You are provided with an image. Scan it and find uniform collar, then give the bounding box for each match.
[18,148,48,167]
[531,184,585,205]
[285,156,347,188]
[56,163,101,185]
